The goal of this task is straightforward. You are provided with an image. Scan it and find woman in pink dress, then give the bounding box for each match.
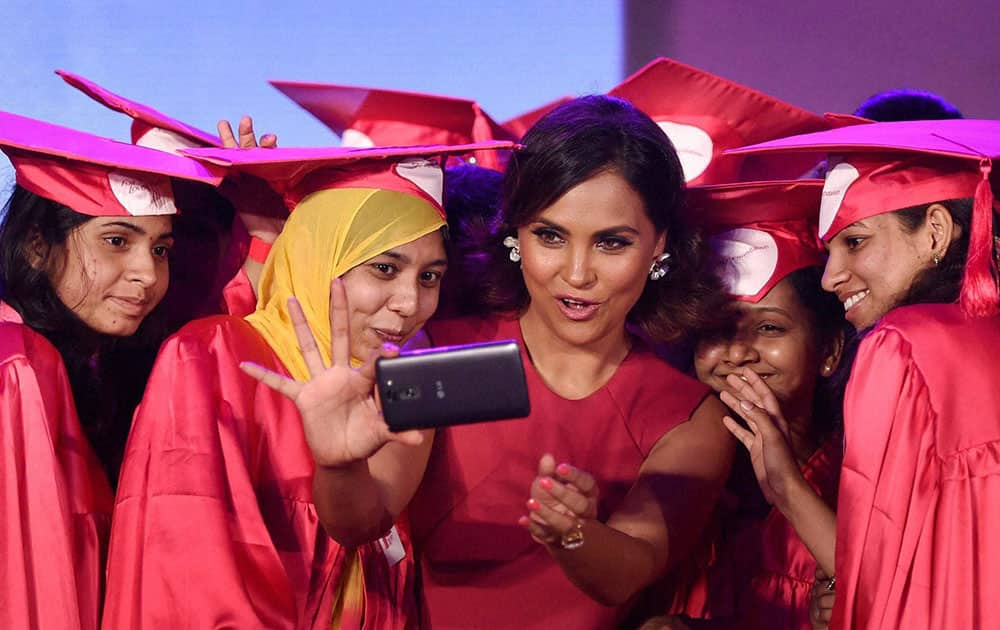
[246,95,736,628]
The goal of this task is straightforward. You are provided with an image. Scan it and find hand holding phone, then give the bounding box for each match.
[376,340,531,432]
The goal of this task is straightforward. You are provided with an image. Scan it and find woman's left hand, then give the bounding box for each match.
[518,453,599,547]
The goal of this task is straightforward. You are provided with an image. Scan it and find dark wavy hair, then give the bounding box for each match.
[478,95,729,343]
[438,163,504,318]
[854,88,963,122]
[0,185,170,484]
[786,266,854,443]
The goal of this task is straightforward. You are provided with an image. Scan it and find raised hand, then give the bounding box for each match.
[217,115,277,148]
[240,278,423,468]
[518,453,600,548]
[718,367,804,510]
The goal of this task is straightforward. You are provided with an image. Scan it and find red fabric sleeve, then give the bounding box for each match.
[831,328,933,630]
[0,328,111,630]
[102,328,305,629]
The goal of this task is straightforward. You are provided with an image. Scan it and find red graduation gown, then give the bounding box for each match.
[412,316,711,629]
[832,304,1000,629]
[671,439,841,629]
[102,316,415,629]
[0,303,112,630]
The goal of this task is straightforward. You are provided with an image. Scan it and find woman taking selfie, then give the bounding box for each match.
[724,119,1000,629]
[248,96,735,628]
[0,111,221,629]
[103,143,509,629]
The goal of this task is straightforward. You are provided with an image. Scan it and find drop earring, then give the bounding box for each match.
[503,236,521,263]
[648,252,671,281]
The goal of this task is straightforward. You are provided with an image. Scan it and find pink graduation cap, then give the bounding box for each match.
[269,80,516,170]
[728,118,1000,318]
[57,69,289,264]
[501,96,574,139]
[182,141,517,216]
[608,58,831,185]
[688,179,826,302]
[56,69,220,152]
[0,110,223,217]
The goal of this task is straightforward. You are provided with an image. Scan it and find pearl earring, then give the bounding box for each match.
[648,252,671,281]
[503,236,521,263]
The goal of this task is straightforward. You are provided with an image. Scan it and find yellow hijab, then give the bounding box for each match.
[246,187,445,380]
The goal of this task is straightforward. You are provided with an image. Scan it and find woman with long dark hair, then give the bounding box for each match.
[247,96,735,628]
[0,110,222,629]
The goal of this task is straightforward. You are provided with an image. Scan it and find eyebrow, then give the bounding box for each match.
[101,220,174,241]
[535,218,641,236]
[750,306,793,318]
[380,250,448,268]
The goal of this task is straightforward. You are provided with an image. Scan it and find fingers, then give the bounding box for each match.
[723,373,765,408]
[217,120,238,147]
[240,361,302,399]
[259,133,278,148]
[538,453,557,477]
[722,415,756,451]
[287,297,327,378]
[719,389,780,443]
[554,462,597,499]
[536,475,592,516]
[237,115,258,148]
[329,278,351,366]
[737,367,785,420]
[361,341,400,376]
[526,496,579,534]
[384,428,425,447]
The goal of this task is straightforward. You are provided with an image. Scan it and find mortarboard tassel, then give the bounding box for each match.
[959,159,999,318]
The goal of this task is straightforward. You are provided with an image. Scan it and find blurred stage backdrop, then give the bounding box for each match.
[0,0,997,183]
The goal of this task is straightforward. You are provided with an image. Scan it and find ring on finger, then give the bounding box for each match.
[559,520,585,550]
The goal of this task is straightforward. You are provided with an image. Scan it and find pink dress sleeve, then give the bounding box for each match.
[0,325,112,630]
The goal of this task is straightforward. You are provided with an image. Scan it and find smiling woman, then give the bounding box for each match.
[102,143,509,630]
[258,95,736,629]
[0,111,222,630]
[47,216,174,335]
[649,179,850,630]
[727,119,1000,630]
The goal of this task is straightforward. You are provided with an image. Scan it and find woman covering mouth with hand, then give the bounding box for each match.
[638,180,850,630]
[248,95,735,629]
[0,111,222,630]
[722,119,1000,630]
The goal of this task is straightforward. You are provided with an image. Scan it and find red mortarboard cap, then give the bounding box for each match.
[688,179,826,302]
[182,141,517,217]
[269,81,515,170]
[56,69,220,151]
[729,118,1000,317]
[501,96,574,139]
[608,58,830,185]
[0,110,223,217]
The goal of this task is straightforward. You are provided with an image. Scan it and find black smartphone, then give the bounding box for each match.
[376,339,531,432]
